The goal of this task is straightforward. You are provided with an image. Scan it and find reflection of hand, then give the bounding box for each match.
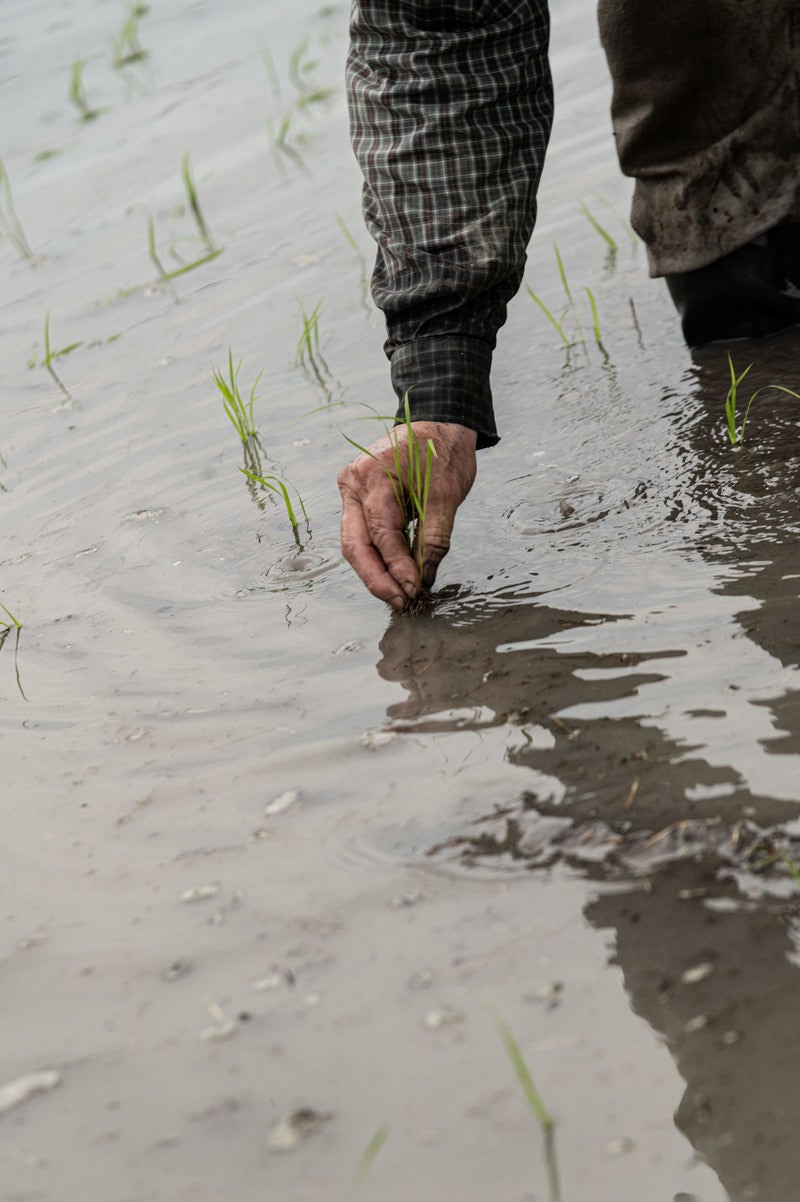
[338,421,478,609]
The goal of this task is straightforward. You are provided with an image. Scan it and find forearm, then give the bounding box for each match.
[347,0,553,447]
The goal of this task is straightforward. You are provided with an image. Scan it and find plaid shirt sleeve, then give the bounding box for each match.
[347,1,553,447]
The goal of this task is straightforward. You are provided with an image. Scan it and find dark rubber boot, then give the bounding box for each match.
[666,225,800,347]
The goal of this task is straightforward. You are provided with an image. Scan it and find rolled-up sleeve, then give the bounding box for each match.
[347,1,554,447]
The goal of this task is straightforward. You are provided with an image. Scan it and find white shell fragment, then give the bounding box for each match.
[252,974,284,992]
[0,1069,62,1116]
[180,884,220,903]
[200,1018,238,1042]
[265,789,300,816]
[268,1107,331,1152]
[200,1002,238,1041]
[681,962,714,985]
[423,1006,465,1031]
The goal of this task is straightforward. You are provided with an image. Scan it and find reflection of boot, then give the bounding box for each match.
[666,225,800,347]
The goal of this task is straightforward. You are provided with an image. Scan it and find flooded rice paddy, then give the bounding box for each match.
[3,2,800,1200]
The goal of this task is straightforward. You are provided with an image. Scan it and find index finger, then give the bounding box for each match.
[340,488,410,609]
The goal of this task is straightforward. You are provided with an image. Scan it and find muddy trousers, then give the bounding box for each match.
[599,0,800,275]
[347,1,800,441]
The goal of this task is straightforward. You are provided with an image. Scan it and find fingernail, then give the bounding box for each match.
[422,562,437,590]
[388,594,406,611]
[402,580,418,600]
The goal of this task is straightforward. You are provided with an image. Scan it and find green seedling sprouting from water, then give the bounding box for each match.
[213,352,308,542]
[491,1009,561,1202]
[527,244,604,355]
[146,156,222,282]
[213,350,260,444]
[40,311,82,397]
[112,7,148,67]
[296,298,331,392]
[347,1125,390,1202]
[724,354,800,446]
[181,153,215,255]
[69,58,100,122]
[343,392,438,594]
[579,201,617,253]
[0,157,34,260]
[0,604,27,701]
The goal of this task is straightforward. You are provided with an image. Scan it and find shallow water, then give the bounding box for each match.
[3,3,800,1201]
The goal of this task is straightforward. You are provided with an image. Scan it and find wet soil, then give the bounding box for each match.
[3,3,800,1201]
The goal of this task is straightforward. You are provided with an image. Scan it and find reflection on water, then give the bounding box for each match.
[376,329,800,1200]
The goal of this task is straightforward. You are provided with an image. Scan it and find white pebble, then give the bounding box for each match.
[265,789,300,816]
[180,884,220,903]
[0,1070,61,1116]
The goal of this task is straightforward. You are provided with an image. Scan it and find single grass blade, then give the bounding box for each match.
[579,201,617,251]
[526,286,572,347]
[490,1010,553,1130]
[348,1125,390,1201]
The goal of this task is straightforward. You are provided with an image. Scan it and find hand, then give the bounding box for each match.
[338,421,478,609]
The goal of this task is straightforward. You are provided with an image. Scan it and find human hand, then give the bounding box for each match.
[338,421,478,609]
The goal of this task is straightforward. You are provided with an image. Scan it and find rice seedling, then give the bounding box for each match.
[579,201,617,253]
[724,354,800,446]
[181,153,215,254]
[145,158,222,283]
[490,1009,561,1202]
[296,298,331,388]
[240,467,308,540]
[40,312,81,397]
[0,605,27,701]
[0,157,34,260]
[584,286,605,352]
[347,1125,390,1201]
[69,58,100,122]
[287,38,333,105]
[112,7,148,67]
[343,393,438,587]
[528,244,610,359]
[213,350,260,443]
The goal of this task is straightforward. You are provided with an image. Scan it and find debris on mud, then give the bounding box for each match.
[423,1006,465,1031]
[268,1107,332,1152]
[0,1069,61,1116]
[180,883,220,903]
[265,788,300,816]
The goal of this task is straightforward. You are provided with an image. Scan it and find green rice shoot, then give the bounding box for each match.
[724,354,800,446]
[240,467,308,542]
[69,58,100,122]
[490,1011,553,1131]
[584,286,605,352]
[181,154,216,254]
[213,350,260,443]
[296,298,330,385]
[526,286,572,347]
[0,157,34,260]
[491,1009,561,1202]
[41,311,81,397]
[579,201,617,252]
[0,605,27,701]
[113,8,148,67]
[348,1125,390,1201]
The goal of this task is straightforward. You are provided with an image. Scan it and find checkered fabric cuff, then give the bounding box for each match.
[389,335,497,449]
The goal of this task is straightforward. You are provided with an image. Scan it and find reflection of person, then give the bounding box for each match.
[338,1,800,607]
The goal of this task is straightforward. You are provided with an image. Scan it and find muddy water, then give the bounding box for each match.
[2,2,800,1200]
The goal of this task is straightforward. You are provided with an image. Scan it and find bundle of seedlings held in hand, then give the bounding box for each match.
[344,392,438,614]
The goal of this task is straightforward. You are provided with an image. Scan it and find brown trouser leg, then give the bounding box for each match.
[597,0,800,276]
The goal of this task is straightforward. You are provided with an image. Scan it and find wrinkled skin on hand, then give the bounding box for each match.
[338,421,478,610]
